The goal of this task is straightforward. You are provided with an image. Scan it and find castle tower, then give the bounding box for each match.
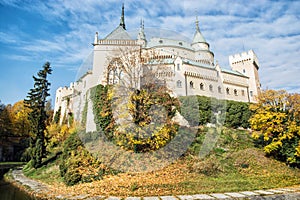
[191,17,214,65]
[91,4,135,86]
[229,50,261,102]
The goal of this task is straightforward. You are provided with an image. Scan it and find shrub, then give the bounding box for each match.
[59,132,105,185]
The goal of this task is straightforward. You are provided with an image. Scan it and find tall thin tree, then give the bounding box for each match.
[25,62,52,168]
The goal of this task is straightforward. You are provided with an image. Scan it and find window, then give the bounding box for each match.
[226,88,230,95]
[179,42,183,46]
[159,39,163,43]
[209,84,213,92]
[234,89,238,96]
[218,86,222,93]
[243,69,246,73]
[190,81,194,89]
[200,83,204,90]
[241,90,245,96]
[250,91,253,97]
[177,80,182,88]
[177,63,180,71]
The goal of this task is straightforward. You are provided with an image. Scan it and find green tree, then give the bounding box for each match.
[53,106,61,124]
[25,62,52,168]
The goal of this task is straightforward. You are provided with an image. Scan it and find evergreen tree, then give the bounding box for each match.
[25,62,52,168]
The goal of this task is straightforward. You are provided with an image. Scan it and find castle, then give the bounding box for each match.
[54,5,261,131]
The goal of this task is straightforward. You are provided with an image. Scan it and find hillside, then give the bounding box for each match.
[23,127,300,197]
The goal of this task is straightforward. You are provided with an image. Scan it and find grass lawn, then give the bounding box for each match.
[23,128,300,197]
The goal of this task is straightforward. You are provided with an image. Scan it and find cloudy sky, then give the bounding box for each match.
[0,0,299,105]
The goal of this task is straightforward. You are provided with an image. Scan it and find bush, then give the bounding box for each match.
[178,96,251,128]
[59,132,105,186]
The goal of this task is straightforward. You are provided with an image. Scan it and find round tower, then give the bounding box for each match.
[191,17,214,65]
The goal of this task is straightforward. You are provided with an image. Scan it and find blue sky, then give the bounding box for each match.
[0,0,299,106]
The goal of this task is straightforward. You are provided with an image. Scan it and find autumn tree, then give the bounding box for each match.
[250,89,300,167]
[94,47,179,152]
[9,100,31,137]
[0,101,12,136]
[25,62,52,168]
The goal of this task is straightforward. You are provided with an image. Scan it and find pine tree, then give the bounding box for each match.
[25,62,52,168]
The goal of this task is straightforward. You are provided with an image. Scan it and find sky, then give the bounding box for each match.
[0,0,299,106]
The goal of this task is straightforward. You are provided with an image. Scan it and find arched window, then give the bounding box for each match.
[190,81,194,89]
[234,89,238,96]
[226,88,230,95]
[209,84,213,92]
[177,80,182,88]
[200,83,204,90]
[218,86,222,93]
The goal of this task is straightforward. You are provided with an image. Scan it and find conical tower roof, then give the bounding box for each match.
[192,17,206,44]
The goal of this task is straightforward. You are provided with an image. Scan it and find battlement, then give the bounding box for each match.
[229,50,259,68]
[97,39,138,46]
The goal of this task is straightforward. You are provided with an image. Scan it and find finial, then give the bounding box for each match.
[195,16,200,32]
[119,3,126,30]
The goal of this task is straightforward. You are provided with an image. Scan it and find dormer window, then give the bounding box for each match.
[179,42,183,46]
[159,40,163,44]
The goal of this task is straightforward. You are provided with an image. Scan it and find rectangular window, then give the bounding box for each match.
[177,63,180,71]
[250,91,253,97]
[241,90,245,96]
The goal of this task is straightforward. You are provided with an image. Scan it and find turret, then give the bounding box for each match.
[191,16,209,51]
[191,16,214,65]
[137,19,147,47]
[93,32,98,46]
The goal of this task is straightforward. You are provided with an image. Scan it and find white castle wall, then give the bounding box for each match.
[229,50,261,102]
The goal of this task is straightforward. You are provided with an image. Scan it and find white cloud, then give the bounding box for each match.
[1,0,300,94]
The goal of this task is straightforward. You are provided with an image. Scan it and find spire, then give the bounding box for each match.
[196,16,200,32]
[119,3,126,30]
[138,19,146,39]
[192,16,206,44]
[137,19,147,47]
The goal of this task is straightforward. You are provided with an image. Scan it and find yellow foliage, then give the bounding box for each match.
[250,89,300,166]
[46,122,82,149]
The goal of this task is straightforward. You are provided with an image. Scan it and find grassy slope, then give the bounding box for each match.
[23,127,300,197]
